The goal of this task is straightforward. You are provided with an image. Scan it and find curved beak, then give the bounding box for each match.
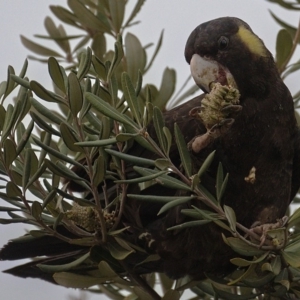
[190,54,237,93]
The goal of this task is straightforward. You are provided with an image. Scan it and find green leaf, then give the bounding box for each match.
[223,235,264,256]
[86,92,137,129]
[152,68,176,109]
[216,162,223,200]
[30,97,64,125]
[20,35,63,57]
[2,102,22,142]
[60,123,82,152]
[122,72,142,126]
[134,166,192,191]
[0,104,6,131]
[19,58,28,79]
[107,35,123,80]
[93,155,105,186]
[38,252,90,273]
[108,241,134,260]
[108,0,125,33]
[91,33,107,60]
[153,106,167,154]
[50,5,81,29]
[6,182,22,198]
[230,252,269,267]
[92,55,106,79]
[154,158,172,170]
[123,0,145,28]
[288,206,300,228]
[31,201,43,220]
[128,194,194,203]
[48,57,66,93]
[15,120,34,156]
[125,32,146,84]
[276,29,293,69]
[77,47,92,81]
[44,17,70,54]
[162,289,180,300]
[105,148,155,167]
[163,126,172,157]
[224,205,236,232]
[22,149,32,191]
[30,81,65,104]
[75,138,117,147]
[53,272,105,288]
[198,151,215,178]
[213,284,259,299]
[68,72,83,115]
[3,139,17,167]
[41,190,57,209]
[158,197,194,215]
[32,136,84,168]
[115,170,168,184]
[174,123,192,176]
[31,112,61,136]
[3,66,16,100]
[68,0,111,33]
[167,220,211,231]
[242,272,275,288]
[282,250,300,267]
[144,30,164,73]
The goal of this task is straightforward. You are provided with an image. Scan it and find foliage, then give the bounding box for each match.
[1,0,300,299]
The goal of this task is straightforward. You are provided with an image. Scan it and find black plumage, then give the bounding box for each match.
[1,17,300,284]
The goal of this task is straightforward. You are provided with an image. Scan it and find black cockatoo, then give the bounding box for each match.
[1,17,300,285]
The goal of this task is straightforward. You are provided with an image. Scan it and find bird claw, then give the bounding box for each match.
[221,104,243,116]
[210,118,235,137]
[247,216,288,248]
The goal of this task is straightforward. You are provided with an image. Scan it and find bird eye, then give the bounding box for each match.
[218,36,229,50]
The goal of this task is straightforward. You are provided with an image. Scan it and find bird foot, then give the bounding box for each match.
[188,118,235,153]
[247,216,288,248]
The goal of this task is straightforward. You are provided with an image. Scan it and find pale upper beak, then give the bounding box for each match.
[190,54,237,93]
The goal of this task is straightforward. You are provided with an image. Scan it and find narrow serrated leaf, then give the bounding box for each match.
[134,166,192,191]
[22,149,32,190]
[30,97,64,125]
[32,136,84,168]
[31,201,43,220]
[276,29,293,69]
[174,123,192,176]
[224,204,236,232]
[6,182,22,198]
[30,112,61,136]
[60,122,82,152]
[68,72,83,115]
[115,170,168,184]
[30,80,65,104]
[93,155,105,186]
[48,57,66,93]
[122,72,141,126]
[153,106,167,153]
[77,47,92,81]
[3,139,17,167]
[38,252,90,273]
[75,138,117,147]
[105,148,155,167]
[68,0,111,32]
[86,92,137,129]
[20,35,63,57]
[158,197,194,215]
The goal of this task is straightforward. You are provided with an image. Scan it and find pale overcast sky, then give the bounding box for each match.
[0,1,299,300]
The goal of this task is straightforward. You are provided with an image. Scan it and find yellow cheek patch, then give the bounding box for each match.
[237,26,268,57]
